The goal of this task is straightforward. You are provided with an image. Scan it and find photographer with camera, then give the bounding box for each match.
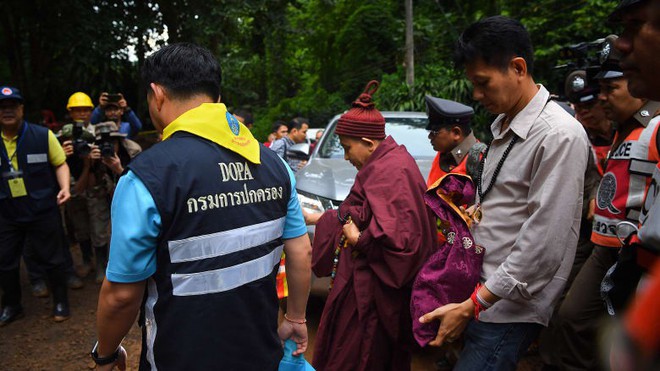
[90,92,142,139]
[71,122,142,283]
[57,92,113,283]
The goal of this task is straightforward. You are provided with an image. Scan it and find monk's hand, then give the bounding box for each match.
[419,299,475,347]
[342,219,361,246]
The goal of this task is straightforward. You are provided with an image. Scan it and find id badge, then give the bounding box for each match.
[8,177,27,198]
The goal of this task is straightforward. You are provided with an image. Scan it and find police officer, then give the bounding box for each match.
[0,86,72,325]
[608,2,660,368]
[549,36,660,370]
[92,43,311,370]
[425,95,486,187]
[538,69,613,369]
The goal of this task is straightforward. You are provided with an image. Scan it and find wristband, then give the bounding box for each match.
[476,291,493,309]
[90,342,121,365]
[284,313,307,325]
[469,283,489,320]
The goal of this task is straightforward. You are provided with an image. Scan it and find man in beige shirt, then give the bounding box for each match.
[419,16,589,370]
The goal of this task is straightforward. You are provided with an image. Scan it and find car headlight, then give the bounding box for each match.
[297,190,338,214]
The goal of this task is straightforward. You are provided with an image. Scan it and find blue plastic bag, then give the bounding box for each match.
[278,339,315,371]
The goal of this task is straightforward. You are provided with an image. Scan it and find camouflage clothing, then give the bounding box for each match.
[67,183,112,248]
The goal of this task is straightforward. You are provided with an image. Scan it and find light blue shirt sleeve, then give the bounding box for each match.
[280,157,307,239]
[106,170,161,283]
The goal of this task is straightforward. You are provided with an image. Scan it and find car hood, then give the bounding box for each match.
[295,157,433,202]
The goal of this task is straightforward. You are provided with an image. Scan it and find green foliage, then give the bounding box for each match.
[378,65,494,140]
[0,0,617,141]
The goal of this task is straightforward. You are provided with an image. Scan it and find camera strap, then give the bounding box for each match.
[1,122,28,173]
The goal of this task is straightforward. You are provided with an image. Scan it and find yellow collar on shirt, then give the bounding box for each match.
[162,103,260,164]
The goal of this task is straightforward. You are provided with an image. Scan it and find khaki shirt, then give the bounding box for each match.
[472,85,590,325]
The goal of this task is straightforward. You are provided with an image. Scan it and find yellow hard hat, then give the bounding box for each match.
[66,92,94,110]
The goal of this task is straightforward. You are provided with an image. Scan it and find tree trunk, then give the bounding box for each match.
[404,0,414,87]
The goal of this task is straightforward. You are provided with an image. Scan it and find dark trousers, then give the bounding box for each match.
[543,245,617,370]
[23,231,76,284]
[539,236,595,366]
[0,211,69,307]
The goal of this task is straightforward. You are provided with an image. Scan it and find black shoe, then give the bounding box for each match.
[0,305,24,326]
[52,302,70,322]
[31,280,49,297]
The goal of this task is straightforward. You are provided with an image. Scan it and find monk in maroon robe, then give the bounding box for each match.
[309,81,436,371]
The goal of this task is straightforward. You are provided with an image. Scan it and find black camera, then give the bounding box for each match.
[71,122,91,156]
[106,94,122,103]
[94,124,116,158]
[556,38,605,71]
[99,140,115,158]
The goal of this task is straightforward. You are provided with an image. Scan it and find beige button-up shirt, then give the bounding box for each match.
[473,85,590,325]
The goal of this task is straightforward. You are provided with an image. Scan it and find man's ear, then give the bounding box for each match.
[450,126,464,140]
[510,57,528,77]
[361,137,376,151]
[150,83,166,111]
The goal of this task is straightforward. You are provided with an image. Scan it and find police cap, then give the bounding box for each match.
[565,69,600,104]
[609,0,648,23]
[594,35,624,80]
[424,95,474,131]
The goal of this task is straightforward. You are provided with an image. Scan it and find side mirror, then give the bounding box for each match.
[287,143,310,161]
[615,221,639,245]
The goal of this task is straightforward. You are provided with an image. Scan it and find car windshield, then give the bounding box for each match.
[317,116,436,159]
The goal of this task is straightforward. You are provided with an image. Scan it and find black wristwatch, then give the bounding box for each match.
[91,342,120,365]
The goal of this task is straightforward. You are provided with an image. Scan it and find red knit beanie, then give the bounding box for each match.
[335,80,386,140]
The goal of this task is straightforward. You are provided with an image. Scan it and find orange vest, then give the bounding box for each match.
[426,152,469,188]
[592,117,660,247]
[592,144,610,176]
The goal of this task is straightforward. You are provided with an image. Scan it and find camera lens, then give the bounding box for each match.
[100,142,114,158]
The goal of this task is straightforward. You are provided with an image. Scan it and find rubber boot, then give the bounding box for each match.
[48,269,70,322]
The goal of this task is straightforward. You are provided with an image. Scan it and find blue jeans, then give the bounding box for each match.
[454,320,543,371]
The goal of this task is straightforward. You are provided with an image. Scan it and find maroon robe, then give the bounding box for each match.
[312,136,436,371]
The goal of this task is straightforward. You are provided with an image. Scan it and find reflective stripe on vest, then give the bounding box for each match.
[592,118,660,247]
[636,164,660,269]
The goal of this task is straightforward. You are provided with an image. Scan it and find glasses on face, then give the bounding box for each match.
[428,130,440,137]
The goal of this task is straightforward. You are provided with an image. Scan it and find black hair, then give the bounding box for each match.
[141,43,222,101]
[234,109,253,125]
[453,16,534,75]
[288,117,309,131]
[433,121,472,137]
[271,120,287,133]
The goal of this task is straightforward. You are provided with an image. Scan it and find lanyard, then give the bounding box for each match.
[1,122,27,172]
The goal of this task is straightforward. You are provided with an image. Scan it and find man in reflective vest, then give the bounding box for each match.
[0,86,72,325]
[607,2,660,368]
[550,35,660,370]
[92,43,312,370]
[425,96,486,188]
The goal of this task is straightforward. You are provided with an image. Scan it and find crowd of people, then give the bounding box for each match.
[0,88,144,324]
[0,0,659,370]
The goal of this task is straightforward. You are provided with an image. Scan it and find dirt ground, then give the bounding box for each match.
[0,244,542,370]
